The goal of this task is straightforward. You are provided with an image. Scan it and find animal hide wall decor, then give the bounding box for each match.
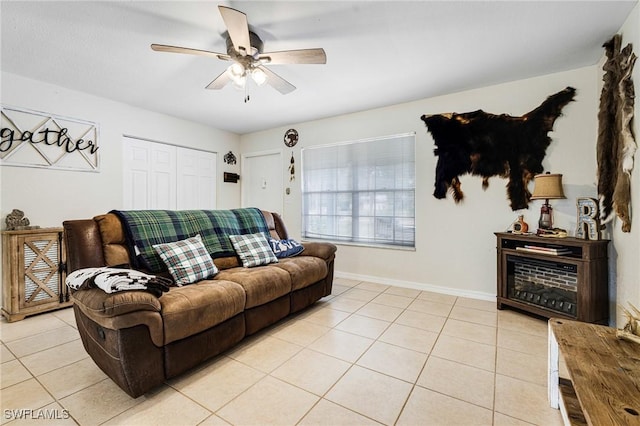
[597,34,637,233]
[421,87,576,211]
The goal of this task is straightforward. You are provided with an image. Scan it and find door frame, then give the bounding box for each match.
[241,148,284,214]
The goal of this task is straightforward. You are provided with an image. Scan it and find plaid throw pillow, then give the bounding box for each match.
[229,232,278,268]
[153,234,218,286]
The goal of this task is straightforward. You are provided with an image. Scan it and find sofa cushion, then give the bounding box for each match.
[229,232,278,267]
[153,235,218,286]
[215,266,291,308]
[213,256,240,270]
[272,257,328,291]
[159,280,246,344]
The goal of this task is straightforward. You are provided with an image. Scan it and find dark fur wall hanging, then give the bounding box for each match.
[597,34,636,233]
[421,87,576,211]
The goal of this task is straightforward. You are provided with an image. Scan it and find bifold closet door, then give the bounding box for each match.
[177,148,217,210]
[123,137,216,210]
[123,137,176,209]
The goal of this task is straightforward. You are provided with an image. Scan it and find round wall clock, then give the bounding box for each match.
[284,129,298,147]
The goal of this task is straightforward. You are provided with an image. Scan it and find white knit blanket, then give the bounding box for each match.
[66,267,160,293]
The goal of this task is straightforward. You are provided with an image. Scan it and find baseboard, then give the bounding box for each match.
[334,271,496,302]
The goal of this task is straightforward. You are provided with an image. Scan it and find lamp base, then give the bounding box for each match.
[538,200,553,229]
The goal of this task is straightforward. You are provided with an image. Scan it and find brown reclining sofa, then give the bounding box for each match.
[63,210,336,398]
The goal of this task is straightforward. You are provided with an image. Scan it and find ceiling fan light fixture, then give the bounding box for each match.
[231,74,247,90]
[228,62,245,79]
[251,68,267,86]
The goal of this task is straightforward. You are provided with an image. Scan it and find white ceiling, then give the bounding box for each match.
[1,1,637,135]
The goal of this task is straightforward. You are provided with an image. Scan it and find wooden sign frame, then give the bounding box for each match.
[1,105,100,172]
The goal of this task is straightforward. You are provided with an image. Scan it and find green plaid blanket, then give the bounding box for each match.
[111,208,269,273]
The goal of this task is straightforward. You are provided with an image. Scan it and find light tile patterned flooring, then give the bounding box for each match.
[0,278,563,425]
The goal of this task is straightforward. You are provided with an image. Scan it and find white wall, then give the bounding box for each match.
[241,66,604,301]
[1,72,241,226]
[610,3,640,327]
[0,72,242,307]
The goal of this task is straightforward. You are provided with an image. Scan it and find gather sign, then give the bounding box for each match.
[0,126,99,155]
[0,106,100,171]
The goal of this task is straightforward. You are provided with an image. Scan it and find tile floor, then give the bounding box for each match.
[0,278,563,425]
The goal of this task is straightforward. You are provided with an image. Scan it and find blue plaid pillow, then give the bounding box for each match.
[153,234,218,286]
[229,232,278,267]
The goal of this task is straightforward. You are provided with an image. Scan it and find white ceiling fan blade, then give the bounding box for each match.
[205,71,231,90]
[258,48,327,64]
[218,6,251,56]
[151,44,229,61]
[259,66,296,94]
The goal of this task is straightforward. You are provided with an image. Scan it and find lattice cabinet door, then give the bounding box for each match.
[2,228,71,322]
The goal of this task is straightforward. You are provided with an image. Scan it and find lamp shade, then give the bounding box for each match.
[530,173,566,200]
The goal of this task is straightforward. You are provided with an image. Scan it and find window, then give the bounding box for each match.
[301,133,415,248]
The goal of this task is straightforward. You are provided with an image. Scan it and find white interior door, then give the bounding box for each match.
[123,137,151,209]
[149,143,176,209]
[124,137,176,209]
[242,150,283,214]
[177,147,217,210]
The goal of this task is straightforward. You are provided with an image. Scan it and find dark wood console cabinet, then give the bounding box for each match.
[496,232,609,324]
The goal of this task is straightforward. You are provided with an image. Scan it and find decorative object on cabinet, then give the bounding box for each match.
[5,209,39,231]
[597,34,636,233]
[496,232,609,324]
[223,151,237,165]
[511,215,529,234]
[1,105,99,172]
[618,302,640,345]
[2,228,70,322]
[576,197,602,240]
[530,172,566,230]
[420,87,575,210]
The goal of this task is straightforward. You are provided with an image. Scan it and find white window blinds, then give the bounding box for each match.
[302,133,415,248]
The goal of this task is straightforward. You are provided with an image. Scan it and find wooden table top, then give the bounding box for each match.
[549,318,640,425]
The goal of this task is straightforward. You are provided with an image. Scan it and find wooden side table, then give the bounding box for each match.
[548,318,640,425]
[2,228,71,322]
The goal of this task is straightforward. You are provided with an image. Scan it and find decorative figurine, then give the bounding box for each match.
[5,209,39,231]
[512,215,529,234]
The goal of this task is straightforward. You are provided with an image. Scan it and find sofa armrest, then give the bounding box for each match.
[71,288,162,318]
[71,288,165,345]
[300,242,337,262]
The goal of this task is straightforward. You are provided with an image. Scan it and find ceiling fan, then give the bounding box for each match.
[151,5,326,99]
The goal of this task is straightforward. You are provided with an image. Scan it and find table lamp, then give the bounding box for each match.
[530,172,566,229]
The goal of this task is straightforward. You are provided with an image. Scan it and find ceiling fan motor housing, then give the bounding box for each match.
[225,30,264,58]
